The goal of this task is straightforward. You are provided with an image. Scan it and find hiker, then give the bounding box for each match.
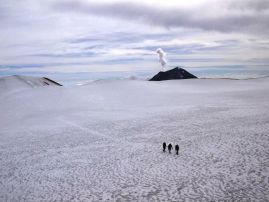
[168,143,173,153]
[175,144,179,155]
[163,142,166,152]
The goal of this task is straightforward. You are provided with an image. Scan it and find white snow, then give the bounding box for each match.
[0,76,269,201]
[0,75,61,97]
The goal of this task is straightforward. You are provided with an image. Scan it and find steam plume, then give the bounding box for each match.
[156,48,167,71]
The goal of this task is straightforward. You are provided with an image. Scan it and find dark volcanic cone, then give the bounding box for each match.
[149,67,197,81]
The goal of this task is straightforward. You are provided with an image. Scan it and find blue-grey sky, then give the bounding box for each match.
[1,0,269,76]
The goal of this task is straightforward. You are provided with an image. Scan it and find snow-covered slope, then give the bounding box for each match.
[0,75,62,95]
[0,77,268,201]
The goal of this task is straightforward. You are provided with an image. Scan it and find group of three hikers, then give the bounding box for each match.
[163,142,179,155]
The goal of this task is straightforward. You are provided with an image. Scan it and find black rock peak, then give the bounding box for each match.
[149,67,197,81]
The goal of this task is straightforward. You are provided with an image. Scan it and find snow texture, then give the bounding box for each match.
[0,76,269,201]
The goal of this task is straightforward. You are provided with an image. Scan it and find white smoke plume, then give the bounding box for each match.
[156,48,167,71]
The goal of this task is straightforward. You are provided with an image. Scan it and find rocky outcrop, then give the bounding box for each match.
[149,67,197,81]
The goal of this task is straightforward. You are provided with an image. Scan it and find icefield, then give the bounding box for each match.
[0,76,269,201]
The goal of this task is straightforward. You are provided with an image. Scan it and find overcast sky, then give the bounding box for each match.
[0,0,269,75]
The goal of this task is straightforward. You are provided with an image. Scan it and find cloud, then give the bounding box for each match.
[1,0,269,76]
[228,0,269,11]
[32,51,96,58]
[53,0,269,35]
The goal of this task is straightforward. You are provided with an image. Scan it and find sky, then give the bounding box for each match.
[0,0,269,80]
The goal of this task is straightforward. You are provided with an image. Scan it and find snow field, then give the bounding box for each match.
[0,77,269,201]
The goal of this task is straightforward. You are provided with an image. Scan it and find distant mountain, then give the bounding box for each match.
[149,67,197,81]
[0,75,62,93]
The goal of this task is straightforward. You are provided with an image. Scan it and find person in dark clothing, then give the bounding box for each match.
[175,144,179,155]
[168,143,173,153]
[163,142,166,152]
